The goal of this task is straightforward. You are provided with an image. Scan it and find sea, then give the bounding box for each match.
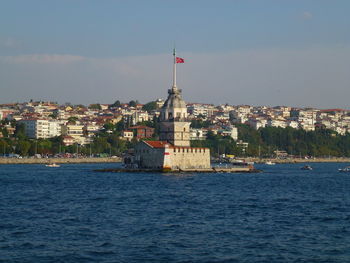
[1,162,350,263]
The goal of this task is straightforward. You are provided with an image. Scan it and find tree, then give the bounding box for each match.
[142,101,157,112]
[93,137,111,154]
[110,100,121,108]
[67,116,78,124]
[1,127,9,138]
[17,140,31,156]
[191,119,211,129]
[103,122,115,132]
[14,123,26,140]
[49,112,58,119]
[107,134,128,155]
[0,140,9,155]
[89,104,102,110]
[37,139,53,155]
[128,100,139,107]
[75,104,86,109]
[115,120,125,132]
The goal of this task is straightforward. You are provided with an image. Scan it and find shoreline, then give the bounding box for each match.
[1,157,350,165]
[246,157,350,164]
[0,157,122,164]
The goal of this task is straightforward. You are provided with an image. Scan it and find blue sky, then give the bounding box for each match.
[1,0,350,108]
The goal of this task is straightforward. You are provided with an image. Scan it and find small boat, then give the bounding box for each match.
[45,163,60,167]
[301,165,312,170]
[338,166,350,172]
[265,161,275,165]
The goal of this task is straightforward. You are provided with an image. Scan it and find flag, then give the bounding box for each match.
[176,57,184,63]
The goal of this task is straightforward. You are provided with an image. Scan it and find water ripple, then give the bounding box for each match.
[1,163,350,262]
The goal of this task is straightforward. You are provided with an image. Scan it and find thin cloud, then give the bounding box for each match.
[0,37,20,48]
[302,11,313,20]
[0,54,85,64]
[0,47,349,108]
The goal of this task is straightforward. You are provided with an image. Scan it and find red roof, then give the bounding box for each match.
[143,141,170,148]
[320,109,345,112]
[143,141,208,150]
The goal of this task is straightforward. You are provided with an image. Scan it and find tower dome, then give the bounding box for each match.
[160,86,188,121]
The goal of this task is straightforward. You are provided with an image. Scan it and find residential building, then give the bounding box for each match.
[129,125,154,139]
[19,119,62,139]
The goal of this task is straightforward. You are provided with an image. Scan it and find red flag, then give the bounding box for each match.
[176,57,184,63]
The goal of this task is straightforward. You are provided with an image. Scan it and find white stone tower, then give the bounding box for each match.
[159,49,191,147]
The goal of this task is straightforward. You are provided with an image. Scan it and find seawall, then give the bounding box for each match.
[0,157,122,164]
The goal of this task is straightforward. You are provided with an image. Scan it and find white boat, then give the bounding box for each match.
[265,161,275,165]
[45,163,60,167]
[338,166,350,172]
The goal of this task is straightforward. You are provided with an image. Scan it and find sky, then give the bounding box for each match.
[0,0,349,109]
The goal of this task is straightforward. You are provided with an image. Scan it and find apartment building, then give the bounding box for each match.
[19,119,63,139]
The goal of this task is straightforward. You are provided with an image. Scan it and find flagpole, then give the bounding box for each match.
[173,48,176,88]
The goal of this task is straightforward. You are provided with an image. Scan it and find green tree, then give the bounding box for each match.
[103,122,115,132]
[67,116,79,124]
[37,139,53,155]
[142,101,157,112]
[93,137,111,154]
[14,123,27,140]
[89,104,102,110]
[17,140,31,156]
[49,112,58,119]
[0,139,9,155]
[110,100,121,108]
[115,120,125,133]
[1,127,9,138]
[128,100,139,107]
[191,119,211,128]
[107,134,128,155]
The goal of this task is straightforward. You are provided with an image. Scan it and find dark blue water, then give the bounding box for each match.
[1,163,350,263]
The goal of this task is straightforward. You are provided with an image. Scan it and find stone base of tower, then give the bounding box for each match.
[159,121,191,147]
[134,140,210,170]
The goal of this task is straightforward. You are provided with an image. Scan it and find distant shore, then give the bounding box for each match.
[247,157,350,164]
[0,157,122,164]
[1,157,350,165]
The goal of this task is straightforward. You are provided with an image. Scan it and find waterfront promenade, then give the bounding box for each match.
[0,157,122,164]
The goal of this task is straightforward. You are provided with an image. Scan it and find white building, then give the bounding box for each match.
[121,130,134,141]
[248,118,267,130]
[187,103,215,118]
[218,126,238,140]
[19,119,63,139]
[287,120,299,129]
[62,124,84,137]
[190,128,208,140]
[267,119,287,128]
[132,111,149,125]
